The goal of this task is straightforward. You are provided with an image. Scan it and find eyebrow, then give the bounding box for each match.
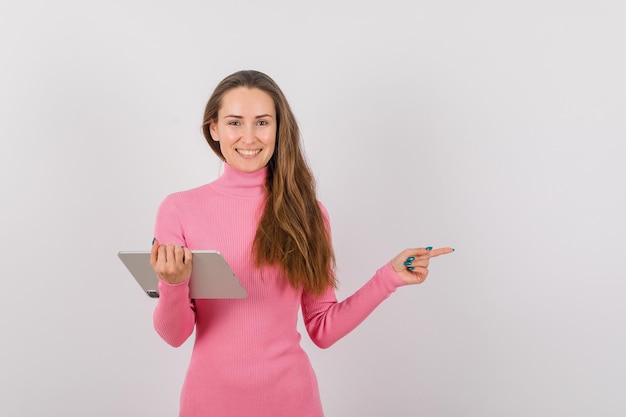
[223,114,274,119]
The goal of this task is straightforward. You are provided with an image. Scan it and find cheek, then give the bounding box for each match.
[266,139,277,156]
[265,130,277,150]
[218,131,237,145]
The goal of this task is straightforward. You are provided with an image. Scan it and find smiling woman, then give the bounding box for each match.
[208,87,277,173]
[148,69,453,417]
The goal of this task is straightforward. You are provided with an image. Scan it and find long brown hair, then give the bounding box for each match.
[201,70,336,296]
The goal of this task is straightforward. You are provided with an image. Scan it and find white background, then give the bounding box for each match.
[1,1,624,416]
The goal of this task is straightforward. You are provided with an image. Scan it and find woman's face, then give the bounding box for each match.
[210,87,277,173]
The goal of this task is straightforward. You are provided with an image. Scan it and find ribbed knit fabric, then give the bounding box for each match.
[152,163,407,417]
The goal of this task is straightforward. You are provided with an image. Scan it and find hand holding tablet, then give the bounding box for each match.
[118,247,247,299]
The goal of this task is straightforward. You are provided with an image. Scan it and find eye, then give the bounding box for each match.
[228,120,241,126]
[257,120,268,126]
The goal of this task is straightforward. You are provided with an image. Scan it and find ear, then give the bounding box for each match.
[209,120,219,142]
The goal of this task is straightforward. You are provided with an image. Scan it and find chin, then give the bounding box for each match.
[231,163,265,173]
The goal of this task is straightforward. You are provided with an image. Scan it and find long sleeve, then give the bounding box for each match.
[152,194,196,347]
[147,165,404,416]
[301,261,407,349]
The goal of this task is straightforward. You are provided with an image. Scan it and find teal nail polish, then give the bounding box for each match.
[407,256,415,261]
[426,246,432,251]
[152,237,155,245]
[408,266,415,271]
[403,260,413,266]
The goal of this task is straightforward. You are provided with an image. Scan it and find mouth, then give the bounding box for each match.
[237,149,262,156]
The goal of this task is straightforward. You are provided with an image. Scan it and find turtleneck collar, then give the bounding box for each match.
[210,163,268,198]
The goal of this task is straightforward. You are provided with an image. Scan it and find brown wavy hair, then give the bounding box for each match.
[201,70,336,296]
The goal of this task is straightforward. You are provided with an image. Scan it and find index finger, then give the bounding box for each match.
[425,247,455,258]
[409,247,454,258]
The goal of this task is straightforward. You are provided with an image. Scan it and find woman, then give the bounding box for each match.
[150,70,453,416]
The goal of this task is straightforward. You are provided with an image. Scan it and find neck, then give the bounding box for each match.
[211,163,267,198]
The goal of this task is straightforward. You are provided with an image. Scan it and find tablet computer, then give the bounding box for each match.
[118,250,247,299]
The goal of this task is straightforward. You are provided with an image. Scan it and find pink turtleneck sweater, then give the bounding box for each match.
[153,164,406,417]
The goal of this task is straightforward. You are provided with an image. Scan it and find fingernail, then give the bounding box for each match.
[152,237,156,245]
[403,260,413,266]
[407,256,415,261]
[452,248,455,252]
[426,246,432,251]
[408,266,415,271]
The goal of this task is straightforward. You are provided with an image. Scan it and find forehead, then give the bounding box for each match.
[219,87,275,116]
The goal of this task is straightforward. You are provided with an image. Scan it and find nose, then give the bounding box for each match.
[240,125,256,143]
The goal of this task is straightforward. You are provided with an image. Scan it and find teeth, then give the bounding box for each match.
[238,149,261,156]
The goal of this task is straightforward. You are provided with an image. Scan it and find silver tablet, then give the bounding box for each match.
[118,250,247,299]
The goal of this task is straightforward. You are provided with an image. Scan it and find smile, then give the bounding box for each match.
[237,149,262,156]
